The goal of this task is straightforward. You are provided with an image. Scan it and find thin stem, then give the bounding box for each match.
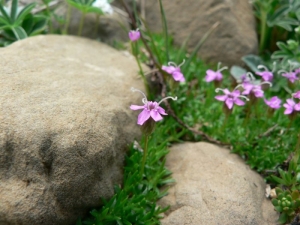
[140,135,149,179]
[158,0,169,61]
[296,132,300,153]
[78,12,86,36]
[45,2,53,33]
[259,12,267,53]
[63,4,72,35]
[94,14,100,37]
[131,41,150,97]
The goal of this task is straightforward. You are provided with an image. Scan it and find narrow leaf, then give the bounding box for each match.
[15,3,35,25]
[10,0,18,22]
[11,26,27,40]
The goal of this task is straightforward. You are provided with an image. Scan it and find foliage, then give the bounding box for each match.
[272,188,300,224]
[0,0,48,46]
[77,122,178,225]
[251,0,300,54]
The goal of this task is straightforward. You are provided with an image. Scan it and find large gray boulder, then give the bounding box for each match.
[119,0,258,66]
[158,142,278,225]
[0,35,144,225]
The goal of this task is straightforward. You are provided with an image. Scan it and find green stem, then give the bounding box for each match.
[296,132,300,153]
[77,12,86,36]
[94,14,100,37]
[158,0,169,61]
[221,113,230,134]
[45,2,53,33]
[259,12,267,53]
[140,135,149,179]
[131,42,150,97]
[63,4,72,35]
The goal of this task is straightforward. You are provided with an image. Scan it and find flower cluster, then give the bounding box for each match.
[209,62,300,119]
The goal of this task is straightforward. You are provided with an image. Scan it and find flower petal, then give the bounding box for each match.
[215,95,227,101]
[172,71,185,82]
[162,65,176,74]
[150,110,163,121]
[157,106,167,115]
[295,103,300,111]
[286,99,295,106]
[234,98,245,106]
[284,108,293,115]
[225,98,234,109]
[205,70,216,82]
[130,104,145,110]
[137,109,151,125]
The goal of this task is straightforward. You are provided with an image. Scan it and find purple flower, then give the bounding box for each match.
[128,29,140,42]
[293,91,300,99]
[215,88,248,110]
[240,74,251,83]
[242,83,264,98]
[282,72,298,83]
[205,62,227,82]
[162,60,185,82]
[130,88,177,125]
[256,71,273,82]
[295,68,300,75]
[205,70,222,82]
[283,99,300,115]
[256,64,274,81]
[264,96,281,109]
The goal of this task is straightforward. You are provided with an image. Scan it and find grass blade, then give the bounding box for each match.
[0,4,11,24]
[158,0,169,61]
[10,0,18,22]
[183,21,219,70]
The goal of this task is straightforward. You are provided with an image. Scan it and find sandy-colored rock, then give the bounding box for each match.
[0,35,144,225]
[119,0,258,66]
[158,142,278,225]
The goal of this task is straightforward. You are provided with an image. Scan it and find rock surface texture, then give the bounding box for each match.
[138,0,258,66]
[0,35,144,225]
[158,142,278,225]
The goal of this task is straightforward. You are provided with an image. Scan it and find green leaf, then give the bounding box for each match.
[0,4,11,24]
[10,0,19,22]
[272,175,285,185]
[241,54,264,72]
[230,65,247,82]
[11,26,27,40]
[0,16,10,28]
[15,3,36,25]
[272,198,279,206]
[278,212,288,224]
[30,16,48,36]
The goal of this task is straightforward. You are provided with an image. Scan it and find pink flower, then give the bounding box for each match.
[215,88,248,110]
[205,62,227,82]
[264,96,281,109]
[128,29,140,42]
[256,71,273,82]
[256,64,274,81]
[205,70,222,82]
[162,60,185,82]
[293,91,300,99]
[130,88,177,125]
[282,72,298,83]
[283,99,300,115]
[242,83,264,98]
